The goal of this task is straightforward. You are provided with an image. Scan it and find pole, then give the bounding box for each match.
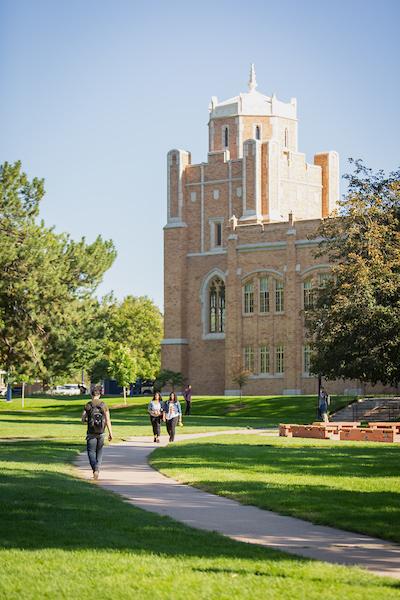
[21,382,25,409]
[317,374,322,419]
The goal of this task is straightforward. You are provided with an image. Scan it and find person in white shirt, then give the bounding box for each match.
[163,392,182,442]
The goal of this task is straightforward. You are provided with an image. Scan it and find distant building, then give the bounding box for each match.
[161,66,390,396]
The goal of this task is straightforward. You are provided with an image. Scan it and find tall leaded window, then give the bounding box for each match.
[244,281,254,314]
[209,277,225,333]
[224,126,229,148]
[276,345,284,374]
[303,345,311,374]
[275,279,284,312]
[303,278,315,310]
[260,346,270,374]
[244,346,255,372]
[259,277,269,313]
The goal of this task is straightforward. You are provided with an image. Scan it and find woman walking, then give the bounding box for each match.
[148,391,163,443]
[163,392,182,442]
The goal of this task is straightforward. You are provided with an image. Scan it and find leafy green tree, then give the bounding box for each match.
[0,161,116,390]
[306,159,400,386]
[108,344,137,403]
[108,296,163,378]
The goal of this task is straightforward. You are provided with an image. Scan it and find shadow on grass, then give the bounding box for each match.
[0,440,287,563]
[151,442,400,543]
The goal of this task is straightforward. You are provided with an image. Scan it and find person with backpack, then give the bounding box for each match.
[81,386,113,479]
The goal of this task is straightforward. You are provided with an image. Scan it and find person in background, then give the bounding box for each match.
[318,386,330,423]
[183,384,192,416]
[163,392,182,442]
[148,391,163,443]
[81,386,113,480]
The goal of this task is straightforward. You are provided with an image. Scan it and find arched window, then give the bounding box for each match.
[224,126,229,148]
[284,128,289,148]
[209,277,225,333]
[255,125,260,140]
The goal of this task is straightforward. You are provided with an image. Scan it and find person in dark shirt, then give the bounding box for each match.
[183,384,192,416]
[81,386,113,479]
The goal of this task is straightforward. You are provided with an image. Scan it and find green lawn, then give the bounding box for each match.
[0,393,352,440]
[151,434,400,544]
[2,394,398,599]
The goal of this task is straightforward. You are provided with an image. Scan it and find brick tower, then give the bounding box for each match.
[162,66,342,395]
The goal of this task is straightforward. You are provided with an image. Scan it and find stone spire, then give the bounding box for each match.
[248,63,257,93]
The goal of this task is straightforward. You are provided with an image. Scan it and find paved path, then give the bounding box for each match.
[75,430,400,580]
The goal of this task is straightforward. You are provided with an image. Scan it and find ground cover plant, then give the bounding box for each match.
[1,407,400,599]
[151,434,400,544]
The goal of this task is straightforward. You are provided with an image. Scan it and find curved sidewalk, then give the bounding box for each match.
[75,430,400,580]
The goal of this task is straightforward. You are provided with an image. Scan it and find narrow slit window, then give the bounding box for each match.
[259,277,269,313]
[275,280,284,313]
[260,346,270,374]
[255,125,260,140]
[216,222,222,247]
[276,345,284,374]
[224,127,229,148]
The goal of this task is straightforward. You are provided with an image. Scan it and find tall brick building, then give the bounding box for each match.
[161,67,358,395]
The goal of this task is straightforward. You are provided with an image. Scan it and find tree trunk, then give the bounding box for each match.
[123,386,127,404]
[22,382,25,409]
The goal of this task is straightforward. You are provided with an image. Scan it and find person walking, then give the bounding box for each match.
[163,392,182,442]
[183,384,192,416]
[148,391,163,443]
[81,386,113,480]
[318,386,330,423]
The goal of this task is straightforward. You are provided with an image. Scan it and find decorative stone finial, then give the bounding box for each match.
[248,63,257,92]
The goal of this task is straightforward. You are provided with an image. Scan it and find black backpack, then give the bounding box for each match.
[87,401,106,434]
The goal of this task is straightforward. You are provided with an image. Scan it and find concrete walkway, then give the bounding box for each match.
[75,430,400,580]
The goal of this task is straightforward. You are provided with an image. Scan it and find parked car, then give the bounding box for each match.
[50,384,82,396]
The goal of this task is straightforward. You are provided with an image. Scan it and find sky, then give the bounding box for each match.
[1,0,399,310]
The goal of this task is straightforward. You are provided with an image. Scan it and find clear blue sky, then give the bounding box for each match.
[1,0,399,310]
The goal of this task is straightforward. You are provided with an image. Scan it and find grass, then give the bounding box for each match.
[1,438,400,599]
[0,393,352,441]
[150,434,400,544]
[2,394,398,598]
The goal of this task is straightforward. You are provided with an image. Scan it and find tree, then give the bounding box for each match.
[108,344,137,403]
[231,366,251,401]
[108,296,163,379]
[306,159,400,386]
[0,161,116,392]
[155,369,183,392]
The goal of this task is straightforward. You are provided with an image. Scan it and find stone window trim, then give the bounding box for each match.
[200,268,226,340]
[209,217,224,250]
[213,189,220,200]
